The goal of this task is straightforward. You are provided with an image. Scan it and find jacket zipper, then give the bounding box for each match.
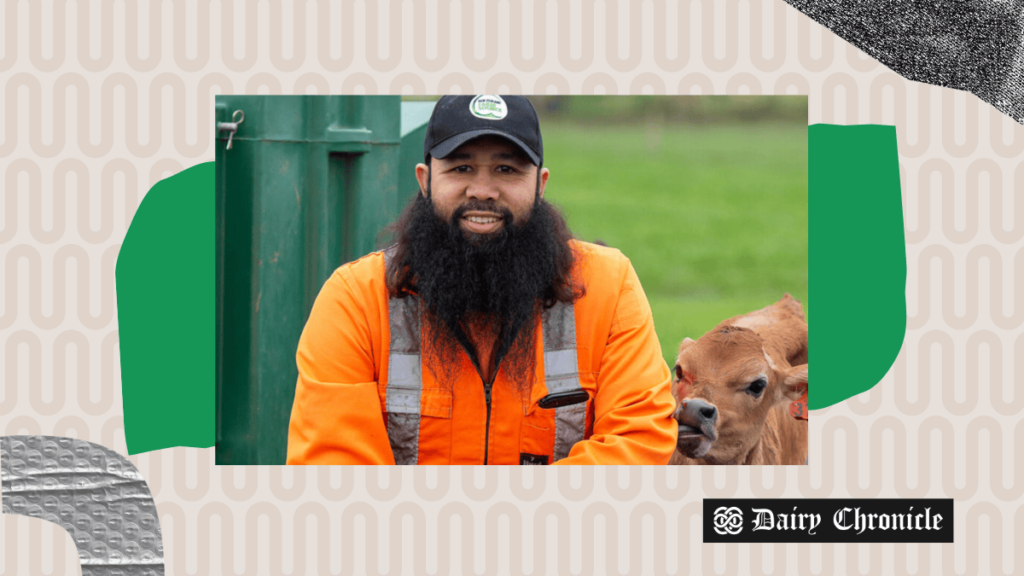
[483,376,494,464]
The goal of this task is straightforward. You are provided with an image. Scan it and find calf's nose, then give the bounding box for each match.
[679,399,719,428]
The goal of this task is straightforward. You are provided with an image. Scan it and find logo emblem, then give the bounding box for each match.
[713,506,744,535]
[469,95,508,120]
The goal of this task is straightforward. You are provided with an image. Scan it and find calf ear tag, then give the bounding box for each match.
[789,388,808,420]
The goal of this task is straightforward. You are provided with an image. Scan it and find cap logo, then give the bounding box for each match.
[469,95,508,120]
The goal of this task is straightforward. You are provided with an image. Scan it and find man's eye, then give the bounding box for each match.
[746,378,767,397]
[454,166,472,173]
[497,165,515,173]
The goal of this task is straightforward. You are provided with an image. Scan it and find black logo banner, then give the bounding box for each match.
[704,499,954,543]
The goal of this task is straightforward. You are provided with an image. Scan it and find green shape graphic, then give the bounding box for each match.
[116,162,215,454]
[809,124,907,409]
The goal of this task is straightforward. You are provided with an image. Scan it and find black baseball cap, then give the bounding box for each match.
[423,95,543,166]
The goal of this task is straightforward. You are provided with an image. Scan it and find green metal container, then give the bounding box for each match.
[215,96,433,464]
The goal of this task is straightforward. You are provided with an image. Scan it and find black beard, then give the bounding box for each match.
[389,193,572,395]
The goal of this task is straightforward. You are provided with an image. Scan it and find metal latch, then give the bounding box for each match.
[217,110,245,150]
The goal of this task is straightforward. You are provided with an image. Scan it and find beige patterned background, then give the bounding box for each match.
[3,1,1023,574]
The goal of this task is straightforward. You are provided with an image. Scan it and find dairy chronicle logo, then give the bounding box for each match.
[713,506,744,535]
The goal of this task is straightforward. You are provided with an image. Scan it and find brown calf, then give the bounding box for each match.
[669,295,808,465]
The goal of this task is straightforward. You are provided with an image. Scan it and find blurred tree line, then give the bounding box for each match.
[529,96,806,124]
[402,95,807,125]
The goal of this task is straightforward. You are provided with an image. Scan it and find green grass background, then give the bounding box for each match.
[540,121,808,368]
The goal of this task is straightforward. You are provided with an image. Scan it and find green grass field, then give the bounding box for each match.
[541,121,808,367]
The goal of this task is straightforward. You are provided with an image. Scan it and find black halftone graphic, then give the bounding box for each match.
[786,0,1024,124]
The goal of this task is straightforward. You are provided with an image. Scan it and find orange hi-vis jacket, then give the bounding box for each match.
[286,240,678,465]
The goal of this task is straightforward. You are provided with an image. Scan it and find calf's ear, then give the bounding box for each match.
[677,337,696,354]
[783,364,808,400]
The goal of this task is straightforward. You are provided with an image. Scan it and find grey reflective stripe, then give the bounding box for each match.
[542,301,586,462]
[387,294,422,465]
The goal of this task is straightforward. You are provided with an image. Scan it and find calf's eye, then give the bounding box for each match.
[674,365,684,382]
[746,377,767,397]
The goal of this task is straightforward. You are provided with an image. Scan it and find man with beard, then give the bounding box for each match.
[286,95,677,464]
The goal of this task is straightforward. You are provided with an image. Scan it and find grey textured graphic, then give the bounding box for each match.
[1,436,164,575]
[786,0,1024,123]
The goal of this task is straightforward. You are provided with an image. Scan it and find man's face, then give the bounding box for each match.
[415,136,550,235]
